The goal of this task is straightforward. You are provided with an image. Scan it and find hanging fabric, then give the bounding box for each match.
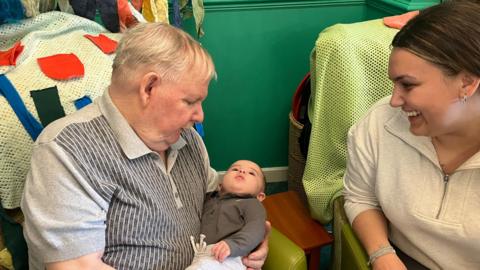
[69,0,120,32]
[142,0,169,23]
[191,0,204,37]
[0,0,25,24]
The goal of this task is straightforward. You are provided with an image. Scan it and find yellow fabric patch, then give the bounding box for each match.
[0,248,13,270]
[142,0,169,23]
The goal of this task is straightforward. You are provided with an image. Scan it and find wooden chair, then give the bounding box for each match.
[263,191,333,270]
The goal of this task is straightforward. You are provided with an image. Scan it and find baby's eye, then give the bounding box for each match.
[231,168,239,171]
[248,171,256,176]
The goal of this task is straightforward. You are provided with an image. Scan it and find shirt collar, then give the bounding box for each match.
[384,109,480,170]
[384,109,438,166]
[96,90,187,159]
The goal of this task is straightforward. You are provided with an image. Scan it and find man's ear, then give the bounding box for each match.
[461,72,480,97]
[139,72,161,106]
[256,192,266,202]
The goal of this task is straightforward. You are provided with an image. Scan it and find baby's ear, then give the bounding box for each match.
[256,192,266,202]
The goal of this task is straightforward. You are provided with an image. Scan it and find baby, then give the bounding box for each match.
[186,160,267,270]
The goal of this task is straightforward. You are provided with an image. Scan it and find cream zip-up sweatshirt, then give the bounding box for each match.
[343,96,480,270]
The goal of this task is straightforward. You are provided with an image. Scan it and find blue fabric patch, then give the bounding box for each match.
[0,74,43,141]
[74,95,92,110]
[172,0,182,27]
[194,122,204,138]
[0,0,25,25]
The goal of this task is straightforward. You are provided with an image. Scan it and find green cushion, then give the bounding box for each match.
[264,227,307,270]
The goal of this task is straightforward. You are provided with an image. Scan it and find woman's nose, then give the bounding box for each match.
[390,87,404,108]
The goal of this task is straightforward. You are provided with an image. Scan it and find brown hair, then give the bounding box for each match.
[391,1,480,77]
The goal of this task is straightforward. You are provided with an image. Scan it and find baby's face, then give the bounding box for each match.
[221,160,264,200]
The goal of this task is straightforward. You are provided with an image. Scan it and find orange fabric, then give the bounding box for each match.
[131,0,143,11]
[117,0,138,31]
[383,10,419,29]
[0,42,24,66]
[84,34,118,54]
[37,53,84,80]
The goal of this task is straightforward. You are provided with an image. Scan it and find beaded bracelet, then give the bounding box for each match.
[367,245,396,266]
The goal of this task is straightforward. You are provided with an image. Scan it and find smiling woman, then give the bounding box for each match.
[343,1,480,270]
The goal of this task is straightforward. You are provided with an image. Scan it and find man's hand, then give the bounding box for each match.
[242,221,271,270]
[211,241,231,262]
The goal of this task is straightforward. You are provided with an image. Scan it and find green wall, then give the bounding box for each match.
[183,0,438,170]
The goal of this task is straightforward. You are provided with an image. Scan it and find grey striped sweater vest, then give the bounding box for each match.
[55,116,208,269]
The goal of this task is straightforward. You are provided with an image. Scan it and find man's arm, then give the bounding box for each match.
[242,221,270,270]
[22,141,109,267]
[46,251,115,270]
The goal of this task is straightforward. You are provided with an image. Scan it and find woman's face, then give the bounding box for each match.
[388,48,465,137]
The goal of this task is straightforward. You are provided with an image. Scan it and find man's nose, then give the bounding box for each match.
[193,104,204,123]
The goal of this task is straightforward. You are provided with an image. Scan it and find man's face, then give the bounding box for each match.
[142,68,209,151]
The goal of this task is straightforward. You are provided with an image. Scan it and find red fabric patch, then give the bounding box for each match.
[84,34,118,54]
[0,42,24,66]
[383,10,419,29]
[37,53,85,80]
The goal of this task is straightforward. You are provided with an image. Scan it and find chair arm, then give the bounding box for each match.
[264,227,307,270]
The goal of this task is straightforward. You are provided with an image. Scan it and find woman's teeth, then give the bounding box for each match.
[406,111,420,117]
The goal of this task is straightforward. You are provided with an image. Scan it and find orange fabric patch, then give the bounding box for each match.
[0,42,24,66]
[84,34,118,54]
[37,53,85,80]
[383,10,419,29]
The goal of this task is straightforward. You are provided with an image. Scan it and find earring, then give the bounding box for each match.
[462,90,468,104]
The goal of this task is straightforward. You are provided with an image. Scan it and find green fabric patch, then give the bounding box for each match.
[30,86,66,127]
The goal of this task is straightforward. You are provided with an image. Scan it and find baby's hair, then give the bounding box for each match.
[259,168,267,193]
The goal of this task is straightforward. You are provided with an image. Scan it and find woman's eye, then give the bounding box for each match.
[401,82,415,90]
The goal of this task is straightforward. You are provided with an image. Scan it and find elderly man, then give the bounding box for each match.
[21,23,267,270]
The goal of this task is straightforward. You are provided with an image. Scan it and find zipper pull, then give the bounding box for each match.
[443,174,449,182]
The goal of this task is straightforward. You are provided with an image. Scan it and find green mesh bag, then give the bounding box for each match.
[304,19,398,224]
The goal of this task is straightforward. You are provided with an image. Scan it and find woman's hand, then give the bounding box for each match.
[242,221,271,270]
[372,253,407,270]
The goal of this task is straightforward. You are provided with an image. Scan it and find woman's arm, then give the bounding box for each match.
[352,209,406,270]
[343,108,406,270]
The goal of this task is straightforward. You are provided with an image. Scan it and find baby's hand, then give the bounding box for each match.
[211,241,231,262]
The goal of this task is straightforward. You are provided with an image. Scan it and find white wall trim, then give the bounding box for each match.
[218,166,288,183]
